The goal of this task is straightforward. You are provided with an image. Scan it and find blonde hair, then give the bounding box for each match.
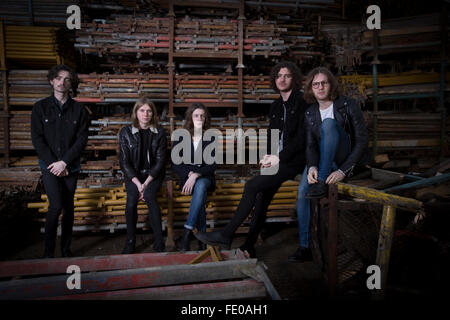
[131,97,159,128]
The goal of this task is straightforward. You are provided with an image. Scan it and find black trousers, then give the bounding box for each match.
[42,170,78,253]
[124,174,165,250]
[222,164,299,247]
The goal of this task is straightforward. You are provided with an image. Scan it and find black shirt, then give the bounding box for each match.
[138,129,151,170]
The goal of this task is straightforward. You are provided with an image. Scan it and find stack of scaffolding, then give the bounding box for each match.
[4,25,70,68]
[365,112,450,150]
[76,15,290,58]
[339,71,450,105]
[9,110,32,150]
[175,74,278,103]
[77,72,277,103]
[7,70,51,106]
[361,13,449,59]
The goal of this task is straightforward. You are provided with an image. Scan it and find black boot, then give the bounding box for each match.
[305,181,328,199]
[288,247,312,262]
[61,248,73,258]
[42,247,55,259]
[179,228,193,252]
[198,240,207,251]
[195,230,232,249]
[122,239,135,254]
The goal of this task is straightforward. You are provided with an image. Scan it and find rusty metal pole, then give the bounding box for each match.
[168,1,175,134]
[165,180,175,250]
[237,0,245,118]
[0,20,10,167]
[373,204,397,300]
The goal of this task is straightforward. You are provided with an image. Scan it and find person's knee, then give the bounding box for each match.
[143,192,157,205]
[320,118,338,132]
[194,179,209,194]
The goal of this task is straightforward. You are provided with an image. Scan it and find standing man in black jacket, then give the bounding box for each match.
[196,61,308,256]
[31,64,88,258]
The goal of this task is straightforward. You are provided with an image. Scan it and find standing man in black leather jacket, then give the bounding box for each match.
[195,61,308,256]
[119,97,167,254]
[31,64,88,258]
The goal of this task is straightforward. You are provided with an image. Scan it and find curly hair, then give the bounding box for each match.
[269,61,302,93]
[131,96,159,129]
[183,103,211,136]
[303,67,340,104]
[47,64,80,96]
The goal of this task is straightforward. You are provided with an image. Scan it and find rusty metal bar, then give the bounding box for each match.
[41,279,266,300]
[0,259,258,300]
[0,251,237,278]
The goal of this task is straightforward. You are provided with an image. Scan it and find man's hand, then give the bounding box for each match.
[48,161,67,176]
[307,167,318,184]
[325,170,345,184]
[182,172,200,195]
[259,154,280,168]
[57,168,69,177]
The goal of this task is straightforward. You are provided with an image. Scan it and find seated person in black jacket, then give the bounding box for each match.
[119,97,167,254]
[172,103,216,251]
[303,67,370,199]
[195,61,309,257]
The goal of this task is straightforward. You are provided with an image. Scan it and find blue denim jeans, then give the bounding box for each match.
[184,177,212,232]
[317,118,351,182]
[296,118,351,248]
[296,166,310,248]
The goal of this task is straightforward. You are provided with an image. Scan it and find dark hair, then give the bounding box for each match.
[183,103,211,136]
[304,67,339,104]
[47,64,80,96]
[269,61,302,93]
[131,96,159,128]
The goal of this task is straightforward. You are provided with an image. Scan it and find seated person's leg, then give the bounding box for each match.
[289,166,313,262]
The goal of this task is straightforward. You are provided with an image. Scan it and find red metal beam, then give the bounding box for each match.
[0,251,233,278]
[40,279,265,300]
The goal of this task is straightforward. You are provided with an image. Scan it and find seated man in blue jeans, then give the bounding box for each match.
[291,67,370,262]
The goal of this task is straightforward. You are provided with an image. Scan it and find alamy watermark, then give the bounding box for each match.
[171,128,281,175]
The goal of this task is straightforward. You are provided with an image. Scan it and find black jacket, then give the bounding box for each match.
[172,134,217,191]
[304,95,370,177]
[267,90,309,169]
[31,95,89,173]
[119,125,167,180]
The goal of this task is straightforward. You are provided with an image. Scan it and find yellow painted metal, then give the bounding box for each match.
[337,182,423,213]
[373,205,397,299]
[339,71,450,94]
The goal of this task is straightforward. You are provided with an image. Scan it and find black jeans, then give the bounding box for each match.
[42,170,78,254]
[124,174,165,250]
[222,164,299,246]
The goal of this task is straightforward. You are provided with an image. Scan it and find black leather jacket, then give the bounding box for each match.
[119,125,167,180]
[304,95,370,177]
[267,90,309,169]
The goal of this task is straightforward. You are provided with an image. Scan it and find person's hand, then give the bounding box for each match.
[307,167,318,184]
[48,161,67,176]
[259,155,279,168]
[57,168,69,177]
[182,172,200,195]
[325,170,345,184]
